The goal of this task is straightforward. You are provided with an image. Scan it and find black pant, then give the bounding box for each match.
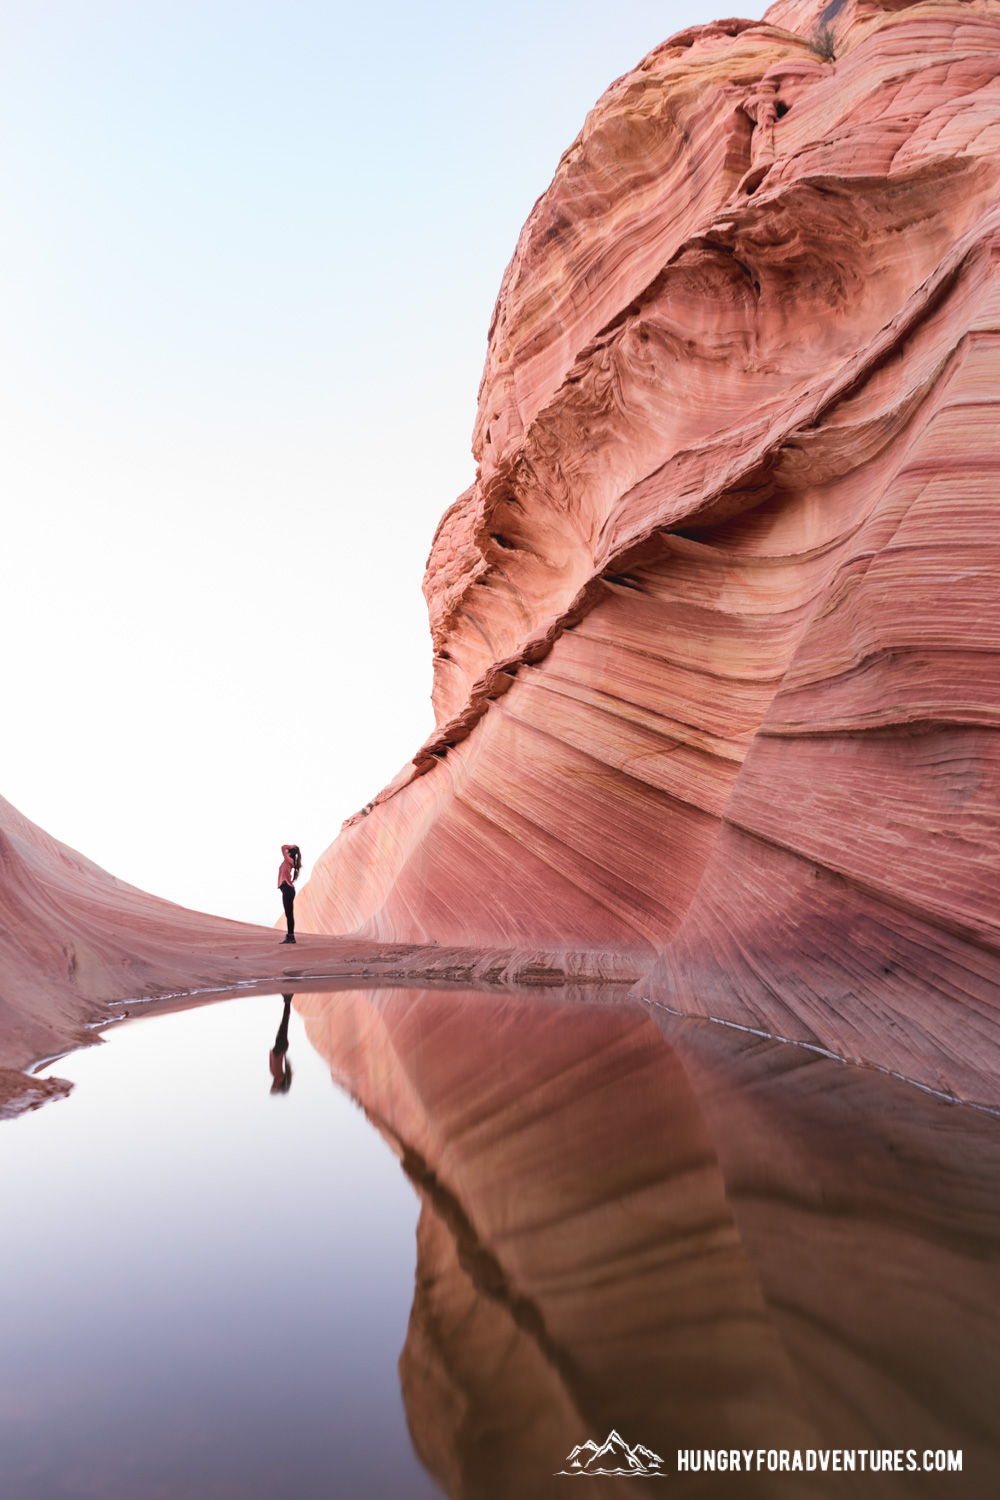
[280,881,295,936]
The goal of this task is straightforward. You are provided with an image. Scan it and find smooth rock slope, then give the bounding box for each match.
[297,0,1000,1105]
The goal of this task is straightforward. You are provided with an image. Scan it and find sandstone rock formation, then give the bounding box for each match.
[297,0,1000,1106]
[299,984,1000,1497]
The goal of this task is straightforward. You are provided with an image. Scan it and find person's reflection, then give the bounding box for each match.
[269,994,293,1094]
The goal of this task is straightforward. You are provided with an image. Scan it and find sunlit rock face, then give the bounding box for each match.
[299,987,1000,1496]
[298,0,1000,1103]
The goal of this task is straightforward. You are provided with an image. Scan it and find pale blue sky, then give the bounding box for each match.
[0,0,765,922]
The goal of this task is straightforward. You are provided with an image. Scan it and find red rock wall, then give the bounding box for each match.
[297,0,1000,1102]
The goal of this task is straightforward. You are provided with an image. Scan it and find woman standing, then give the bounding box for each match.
[278,843,301,944]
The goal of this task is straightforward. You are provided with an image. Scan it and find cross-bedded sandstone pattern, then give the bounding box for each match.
[297,0,1000,1105]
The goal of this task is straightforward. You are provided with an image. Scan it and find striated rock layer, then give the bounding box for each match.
[298,0,1000,1105]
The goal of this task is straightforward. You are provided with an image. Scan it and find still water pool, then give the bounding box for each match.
[0,992,439,1500]
[2,983,1000,1499]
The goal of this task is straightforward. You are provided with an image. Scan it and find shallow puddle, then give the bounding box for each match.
[2,984,999,1498]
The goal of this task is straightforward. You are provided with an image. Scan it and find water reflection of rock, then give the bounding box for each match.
[655,1011,1000,1493]
[297,988,1000,1499]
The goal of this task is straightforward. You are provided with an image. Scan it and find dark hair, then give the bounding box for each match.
[287,845,301,878]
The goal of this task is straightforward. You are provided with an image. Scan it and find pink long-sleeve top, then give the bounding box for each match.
[277,846,296,888]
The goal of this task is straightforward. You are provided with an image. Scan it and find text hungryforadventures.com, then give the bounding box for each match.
[676,1449,961,1475]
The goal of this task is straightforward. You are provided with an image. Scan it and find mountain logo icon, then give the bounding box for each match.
[556,1430,666,1477]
